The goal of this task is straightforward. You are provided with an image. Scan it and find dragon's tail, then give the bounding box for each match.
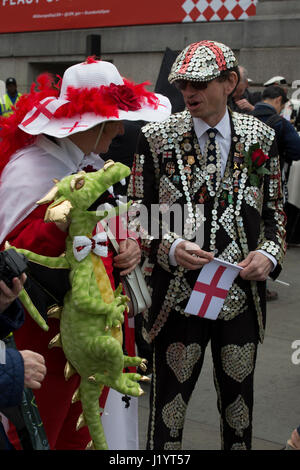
[77,380,107,450]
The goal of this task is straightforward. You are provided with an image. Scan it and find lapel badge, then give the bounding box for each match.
[163,151,172,160]
[235,142,244,153]
[183,165,192,180]
[166,161,175,175]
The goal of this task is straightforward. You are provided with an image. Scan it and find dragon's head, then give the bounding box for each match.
[37,160,131,228]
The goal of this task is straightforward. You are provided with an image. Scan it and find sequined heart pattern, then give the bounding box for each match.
[221,343,256,383]
[166,342,201,383]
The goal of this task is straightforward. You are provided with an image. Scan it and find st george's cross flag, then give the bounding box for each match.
[184,258,243,320]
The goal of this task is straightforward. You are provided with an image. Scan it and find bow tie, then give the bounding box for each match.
[73,233,108,262]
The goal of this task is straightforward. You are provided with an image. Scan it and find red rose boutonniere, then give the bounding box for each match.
[243,143,270,187]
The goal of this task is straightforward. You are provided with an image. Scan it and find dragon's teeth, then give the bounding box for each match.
[120,178,126,186]
[107,186,114,195]
[104,203,113,211]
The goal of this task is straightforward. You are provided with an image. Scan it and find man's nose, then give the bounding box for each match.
[182,82,198,97]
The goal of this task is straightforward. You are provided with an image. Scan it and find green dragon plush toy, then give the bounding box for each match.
[6,160,148,450]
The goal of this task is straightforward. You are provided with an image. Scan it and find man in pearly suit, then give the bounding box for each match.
[128,41,286,450]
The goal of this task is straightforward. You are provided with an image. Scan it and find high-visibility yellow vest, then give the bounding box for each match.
[0,92,22,117]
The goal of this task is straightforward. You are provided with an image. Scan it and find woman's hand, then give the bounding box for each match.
[113,239,141,275]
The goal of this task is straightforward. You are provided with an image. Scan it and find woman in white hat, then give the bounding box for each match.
[0,57,171,449]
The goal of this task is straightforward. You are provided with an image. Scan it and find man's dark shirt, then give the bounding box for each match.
[252,102,300,169]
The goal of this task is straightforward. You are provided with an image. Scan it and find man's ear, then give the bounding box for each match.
[225,71,239,97]
[274,96,284,113]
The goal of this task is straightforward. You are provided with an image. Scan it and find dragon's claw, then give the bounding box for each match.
[139,375,151,383]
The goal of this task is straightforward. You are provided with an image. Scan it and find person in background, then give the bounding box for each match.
[0,78,22,117]
[252,85,300,298]
[285,426,300,450]
[252,86,300,176]
[228,66,254,113]
[263,75,295,123]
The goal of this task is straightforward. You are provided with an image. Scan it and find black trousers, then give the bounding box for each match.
[146,308,259,450]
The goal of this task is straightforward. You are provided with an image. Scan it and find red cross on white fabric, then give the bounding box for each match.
[184,258,242,320]
[61,121,88,133]
[22,97,57,127]
[194,266,227,317]
[163,152,173,160]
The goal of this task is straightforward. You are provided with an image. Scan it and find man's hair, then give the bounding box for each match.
[262,85,288,104]
[238,66,248,83]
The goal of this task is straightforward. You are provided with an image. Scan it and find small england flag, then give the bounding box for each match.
[184,258,242,320]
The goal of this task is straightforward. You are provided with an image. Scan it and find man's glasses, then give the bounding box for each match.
[174,80,210,91]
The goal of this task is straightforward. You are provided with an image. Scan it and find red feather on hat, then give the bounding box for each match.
[54,78,158,119]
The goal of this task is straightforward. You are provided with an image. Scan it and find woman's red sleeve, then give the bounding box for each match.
[2,205,67,256]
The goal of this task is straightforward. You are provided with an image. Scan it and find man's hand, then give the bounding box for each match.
[235,98,254,112]
[238,251,273,281]
[114,238,141,275]
[174,241,214,270]
[0,273,27,314]
[19,350,47,389]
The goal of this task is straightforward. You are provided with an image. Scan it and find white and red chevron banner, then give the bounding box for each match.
[182,0,258,22]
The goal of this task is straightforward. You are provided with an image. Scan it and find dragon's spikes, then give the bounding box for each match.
[64,361,76,381]
[71,388,81,404]
[48,333,62,349]
[76,413,87,431]
[37,185,59,205]
[85,440,95,450]
[139,375,151,383]
[47,305,62,320]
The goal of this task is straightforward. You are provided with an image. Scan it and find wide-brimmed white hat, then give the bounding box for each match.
[18,58,171,138]
[263,76,287,87]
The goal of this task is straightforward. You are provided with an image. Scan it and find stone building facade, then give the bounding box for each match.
[0,0,299,95]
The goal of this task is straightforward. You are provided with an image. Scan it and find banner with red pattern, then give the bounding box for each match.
[0,0,258,34]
